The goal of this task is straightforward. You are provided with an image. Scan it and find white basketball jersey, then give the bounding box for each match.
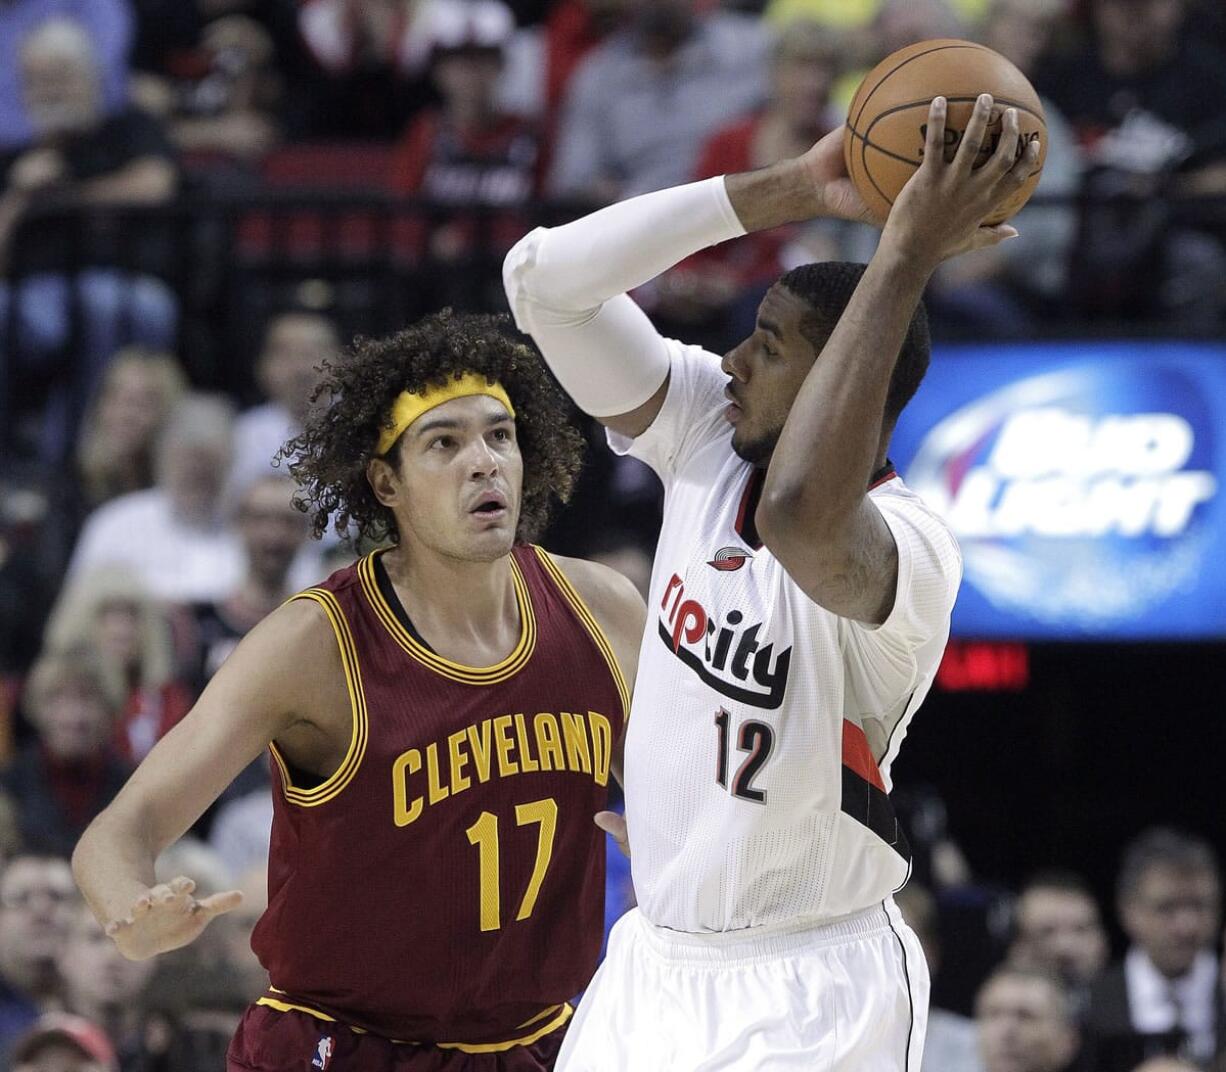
[611,341,962,933]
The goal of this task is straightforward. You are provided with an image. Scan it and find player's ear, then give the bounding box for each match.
[366,455,400,509]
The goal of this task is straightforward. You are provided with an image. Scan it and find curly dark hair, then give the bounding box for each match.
[282,310,585,546]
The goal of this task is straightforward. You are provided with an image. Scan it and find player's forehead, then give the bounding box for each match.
[406,393,514,436]
[756,284,811,339]
[1020,886,1096,920]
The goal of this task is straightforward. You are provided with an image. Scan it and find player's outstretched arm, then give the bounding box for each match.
[757,96,1037,623]
[72,598,335,960]
[505,137,867,440]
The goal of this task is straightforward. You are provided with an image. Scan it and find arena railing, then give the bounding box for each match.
[2,190,1224,409]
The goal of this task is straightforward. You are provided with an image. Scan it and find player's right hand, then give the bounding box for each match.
[881,93,1038,269]
[104,875,243,961]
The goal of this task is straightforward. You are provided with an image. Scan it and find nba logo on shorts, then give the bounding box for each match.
[312,1035,335,1069]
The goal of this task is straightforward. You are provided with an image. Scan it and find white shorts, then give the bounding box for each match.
[557,900,929,1072]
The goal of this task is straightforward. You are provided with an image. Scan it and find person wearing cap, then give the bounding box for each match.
[389,0,542,274]
[10,1012,118,1072]
[73,309,646,1071]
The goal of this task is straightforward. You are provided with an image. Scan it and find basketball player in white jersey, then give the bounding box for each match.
[504,95,1038,1070]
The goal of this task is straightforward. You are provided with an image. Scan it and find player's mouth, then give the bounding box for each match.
[469,489,509,522]
[723,386,744,425]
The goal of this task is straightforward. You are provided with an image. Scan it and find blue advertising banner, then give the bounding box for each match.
[890,342,1226,640]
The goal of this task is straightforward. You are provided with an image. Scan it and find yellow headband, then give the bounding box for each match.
[375,373,516,456]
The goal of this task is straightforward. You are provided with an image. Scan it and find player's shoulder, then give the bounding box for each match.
[869,473,935,515]
[244,590,345,663]
[535,550,645,632]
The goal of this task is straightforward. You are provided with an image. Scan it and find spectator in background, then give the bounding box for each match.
[1035,0,1226,323]
[976,965,1081,1072]
[0,855,79,1048]
[0,0,134,153]
[131,14,282,163]
[653,21,846,350]
[290,0,434,140]
[532,0,626,135]
[208,789,272,890]
[389,0,542,270]
[55,905,153,1070]
[67,394,244,604]
[140,949,252,1072]
[548,0,771,202]
[73,346,187,515]
[43,568,192,765]
[928,0,1081,335]
[1009,870,1109,1014]
[183,475,311,809]
[1086,828,1222,1068]
[229,311,336,496]
[9,1012,117,1072]
[184,474,309,697]
[0,17,179,464]
[871,0,968,57]
[895,882,981,1072]
[3,651,129,857]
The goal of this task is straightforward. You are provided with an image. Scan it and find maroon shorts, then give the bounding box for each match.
[227,1005,566,1072]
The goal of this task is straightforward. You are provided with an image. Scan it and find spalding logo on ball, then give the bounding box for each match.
[844,38,1047,225]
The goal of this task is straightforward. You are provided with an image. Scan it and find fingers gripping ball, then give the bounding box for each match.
[844,39,1047,225]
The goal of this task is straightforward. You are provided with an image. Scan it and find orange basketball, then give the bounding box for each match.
[843,39,1047,226]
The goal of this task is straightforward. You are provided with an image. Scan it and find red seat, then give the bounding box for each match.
[240,142,398,261]
[260,142,393,191]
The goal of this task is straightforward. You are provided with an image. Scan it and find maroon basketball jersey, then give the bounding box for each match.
[251,545,628,1049]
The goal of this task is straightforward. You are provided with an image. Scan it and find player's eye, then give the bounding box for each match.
[429,435,455,451]
[491,427,512,442]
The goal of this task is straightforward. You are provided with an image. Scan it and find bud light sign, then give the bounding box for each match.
[890,343,1226,639]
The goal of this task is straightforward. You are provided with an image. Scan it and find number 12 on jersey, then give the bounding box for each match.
[714,708,774,804]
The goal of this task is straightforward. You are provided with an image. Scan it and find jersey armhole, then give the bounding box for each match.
[532,547,632,725]
[269,588,369,807]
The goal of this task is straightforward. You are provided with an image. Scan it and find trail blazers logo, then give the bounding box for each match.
[658,573,791,709]
[707,546,752,572]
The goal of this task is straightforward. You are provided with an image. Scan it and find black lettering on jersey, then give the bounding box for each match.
[658,574,791,710]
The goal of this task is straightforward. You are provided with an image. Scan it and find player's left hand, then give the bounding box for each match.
[595,811,629,858]
[881,95,1035,269]
[799,127,876,225]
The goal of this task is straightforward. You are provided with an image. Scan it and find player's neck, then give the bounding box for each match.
[380,543,520,662]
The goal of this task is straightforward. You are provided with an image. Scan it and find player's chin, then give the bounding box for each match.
[460,521,518,562]
[730,427,776,467]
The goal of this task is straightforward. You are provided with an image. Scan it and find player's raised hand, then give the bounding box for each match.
[595,811,630,859]
[799,126,876,225]
[104,875,243,961]
[882,94,1037,267]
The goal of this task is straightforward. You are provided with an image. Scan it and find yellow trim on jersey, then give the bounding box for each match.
[257,994,340,1021]
[514,1003,565,1030]
[532,546,631,723]
[269,588,369,807]
[357,551,537,685]
[435,1003,573,1052]
[255,995,572,1053]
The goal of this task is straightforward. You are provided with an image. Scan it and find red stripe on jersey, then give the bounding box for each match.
[841,720,885,792]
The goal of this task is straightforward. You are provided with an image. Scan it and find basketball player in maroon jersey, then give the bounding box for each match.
[72,311,646,1071]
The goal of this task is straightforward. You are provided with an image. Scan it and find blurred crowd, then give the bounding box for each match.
[0,0,1225,1069]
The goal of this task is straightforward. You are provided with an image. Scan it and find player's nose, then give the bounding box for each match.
[466,437,500,478]
[722,339,750,382]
